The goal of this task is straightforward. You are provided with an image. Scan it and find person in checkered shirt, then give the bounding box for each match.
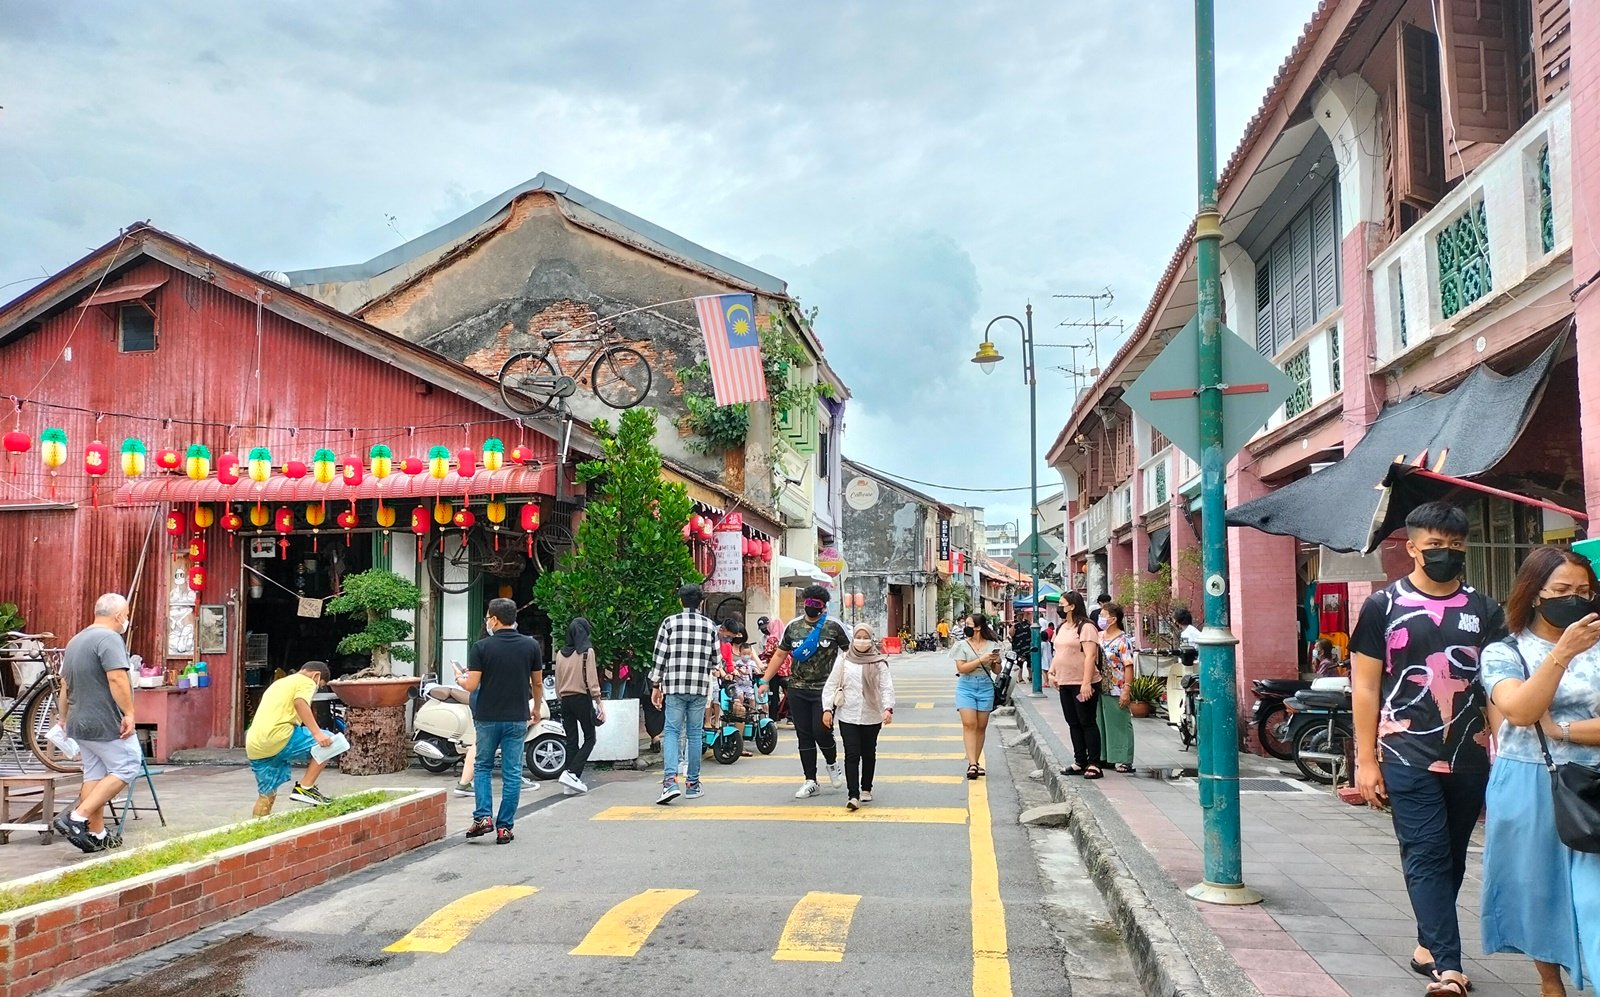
[648,584,723,805]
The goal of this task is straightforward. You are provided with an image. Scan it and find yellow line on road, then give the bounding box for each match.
[762,751,966,760]
[384,885,538,953]
[968,758,1011,996]
[879,723,961,729]
[914,702,937,709]
[569,888,698,957]
[773,892,862,962]
[592,805,967,824]
[699,774,966,785]
[877,734,961,742]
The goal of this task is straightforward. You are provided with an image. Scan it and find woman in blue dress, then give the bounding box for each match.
[1480,545,1600,997]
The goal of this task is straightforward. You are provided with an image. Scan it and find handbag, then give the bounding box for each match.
[1509,638,1600,853]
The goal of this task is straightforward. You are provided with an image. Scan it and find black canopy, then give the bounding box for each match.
[1146,526,1171,573]
[1226,334,1565,552]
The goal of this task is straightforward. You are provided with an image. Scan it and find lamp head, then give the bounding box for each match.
[971,340,1003,374]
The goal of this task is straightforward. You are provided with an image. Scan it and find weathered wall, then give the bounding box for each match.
[840,474,935,636]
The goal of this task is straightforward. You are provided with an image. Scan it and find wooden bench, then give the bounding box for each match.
[0,773,72,845]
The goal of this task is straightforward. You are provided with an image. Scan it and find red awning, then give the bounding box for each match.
[80,278,168,307]
[112,464,556,507]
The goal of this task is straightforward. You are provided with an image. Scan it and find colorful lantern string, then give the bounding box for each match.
[427,446,450,480]
[184,444,211,481]
[369,445,393,479]
[120,439,146,478]
[312,449,337,485]
[247,448,272,483]
[155,448,180,472]
[482,439,504,472]
[217,452,240,485]
[284,460,308,480]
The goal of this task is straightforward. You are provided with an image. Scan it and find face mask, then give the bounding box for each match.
[120,617,131,635]
[1538,594,1596,630]
[852,638,874,652]
[804,604,823,619]
[962,625,976,638]
[485,620,496,637]
[1420,548,1466,583]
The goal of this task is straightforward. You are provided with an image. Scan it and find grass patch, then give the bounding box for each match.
[0,790,400,916]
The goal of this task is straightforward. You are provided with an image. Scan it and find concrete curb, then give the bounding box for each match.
[1011,695,1262,997]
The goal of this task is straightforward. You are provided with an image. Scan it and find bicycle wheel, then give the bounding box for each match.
[499,351,561,416]
[591,346,652,409]
[23,685,81,774]
[426,531,483,595]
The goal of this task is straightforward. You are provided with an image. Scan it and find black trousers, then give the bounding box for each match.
[559,694,597,778]
[839,721,882,798]
[1058,684,1101,768]
[768,675,789,720]
[786,687,837,781]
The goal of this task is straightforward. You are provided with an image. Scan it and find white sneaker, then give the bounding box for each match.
[453,784,473,797]
[860,790,873,802]
[520,776,541,791]
[562,786,582,796]
[558,771,588,794]
[826,761,845,790]
[794,780,821,799]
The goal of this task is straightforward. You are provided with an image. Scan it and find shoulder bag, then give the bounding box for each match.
[1508,638,1600,853]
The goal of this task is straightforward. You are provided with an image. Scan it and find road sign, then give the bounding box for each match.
[1124,316,1296,463]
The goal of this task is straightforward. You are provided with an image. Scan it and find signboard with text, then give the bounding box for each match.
[938,518,951,562]
[705,513,744,593]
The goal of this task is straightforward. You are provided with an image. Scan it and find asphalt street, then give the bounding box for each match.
[67,652,1135,997]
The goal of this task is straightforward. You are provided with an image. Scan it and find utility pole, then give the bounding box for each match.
[1053,288,1115,375]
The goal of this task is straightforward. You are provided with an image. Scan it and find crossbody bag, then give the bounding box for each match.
[1508,638,1600,853]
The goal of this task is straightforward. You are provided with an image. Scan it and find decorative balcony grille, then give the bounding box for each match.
[1437,201,1492,320]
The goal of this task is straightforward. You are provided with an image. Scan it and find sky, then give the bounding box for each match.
[0,0,1320,540]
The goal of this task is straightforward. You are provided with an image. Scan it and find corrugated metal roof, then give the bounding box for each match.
[113,464,556,507]
[80,278,166,307]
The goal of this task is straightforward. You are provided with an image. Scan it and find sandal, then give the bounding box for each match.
[1426,979,1468,996]
[1060,765,1085,777]
[975,766,985,777]
[1083,766,1103,780]
[966,764,980,780]
[1409,959,1436,980]
[1114,763,1134,774]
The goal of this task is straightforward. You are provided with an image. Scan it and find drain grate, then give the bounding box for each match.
[1237,778,1315,794]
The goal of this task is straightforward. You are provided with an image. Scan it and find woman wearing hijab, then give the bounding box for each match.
[553,617,605,795]
[822,623,897,811]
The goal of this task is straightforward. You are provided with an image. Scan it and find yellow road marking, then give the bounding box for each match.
[773,892,862,962]
[592,805,967,824]
[968,759,1011,995]
[699,774,965,785]
[914,702,937,709]
[385,885,538,953]
[878,723,961,729]
[569,888,698,957]
[762,751,966,760]
[877,734,961,742]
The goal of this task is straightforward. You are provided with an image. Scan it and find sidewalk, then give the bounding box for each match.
[1013,692,1593,997]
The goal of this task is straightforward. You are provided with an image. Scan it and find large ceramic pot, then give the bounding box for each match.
[328,677,420,709]
[1129,701,1153,719]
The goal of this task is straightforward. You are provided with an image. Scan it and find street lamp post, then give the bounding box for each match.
[971,306,1044,696]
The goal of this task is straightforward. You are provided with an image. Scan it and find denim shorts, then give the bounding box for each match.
[249,726,315,797]
[79,734,143,783]
[955,674,996,712]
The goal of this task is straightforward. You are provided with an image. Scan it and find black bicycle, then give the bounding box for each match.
[499,324,652,416]
[1,632,78,773]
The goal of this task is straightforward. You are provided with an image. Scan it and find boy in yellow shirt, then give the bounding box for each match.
[246,661,334,816]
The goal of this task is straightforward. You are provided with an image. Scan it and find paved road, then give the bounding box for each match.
[69,653,1134,997]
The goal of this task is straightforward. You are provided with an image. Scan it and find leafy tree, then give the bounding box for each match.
[534,408,700,694]
[326,570,421,671]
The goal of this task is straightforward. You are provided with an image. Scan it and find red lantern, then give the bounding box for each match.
[410,506,429,558]
[187,564,207,594]
[456,448,476,478]
[761,539,772,562]
[221,510,243,546]
[217,452,241,486]
[699,518,714,542]
[155,449,181,472]
[336,508,357,548]
[508,444,530,465]
[187,535,207,562]
[401,457,425,475]
[84,440,110,506]
[342,454,364,486]
[520,504,541,557]
[3,431,29,456]
[453,508,476,529]
[284,460,308,480]
[682,521,692,540]
[274,507,294,558]
[165,509,187,541]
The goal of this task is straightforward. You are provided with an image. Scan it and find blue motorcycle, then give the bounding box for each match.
[726,684,779,756]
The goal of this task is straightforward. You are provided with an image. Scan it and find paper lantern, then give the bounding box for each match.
[743,537,754,557]
[698,518,714,542]
[184,444,211,481]
[187,564,207,593]
[154,448,180,472]
[456,448,476,478]
[41,428,67,472]
[192,505,215,529]
[312,449,337,484]
[376,505,397,528]
[165,509,187,538]
[433,501,454,526]
[187,535,207,562]
[274,507,294,533]
[81,440,109,477]
[453,508,476,529]
[120,439,147,477]
[342,454,364,487]
[400,456,424,476]
[427,446,450,479]
[336,509,357,529]
[369,445,393,479]
[681,521,692,540]
[304,504,326,527]
[852,592,866,609]
[217,452,240,485]
[247,448,272,483]
[521,504,541,556]
[284,460,308,480]
[482,439,504,472]
[221,510,243,534]
[508,443,534,465]
[760,539,772,562]
[410,506,429,557]
[3,431,29,456]
[250,504,270,527]
[485,500,507,524]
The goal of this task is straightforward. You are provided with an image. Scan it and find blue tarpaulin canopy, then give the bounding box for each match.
[1013,581,1061,609]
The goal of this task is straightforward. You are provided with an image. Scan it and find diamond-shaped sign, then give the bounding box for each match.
[1125,316,1297,463]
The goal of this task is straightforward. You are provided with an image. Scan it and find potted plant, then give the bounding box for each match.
[326,570,421,677]
[1126,675,1165,719]
[325,570,422,775]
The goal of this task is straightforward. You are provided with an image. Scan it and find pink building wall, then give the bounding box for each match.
[1573,1,1600,524]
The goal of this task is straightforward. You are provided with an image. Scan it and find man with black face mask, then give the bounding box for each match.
[1349,501,1506,991]
[762,585,850,798]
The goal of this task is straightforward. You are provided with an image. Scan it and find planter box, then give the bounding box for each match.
[0,788,445,997]
[591,698,640,762]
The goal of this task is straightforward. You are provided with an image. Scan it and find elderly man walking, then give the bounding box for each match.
[649,584,723,806]
[52,594,140,853]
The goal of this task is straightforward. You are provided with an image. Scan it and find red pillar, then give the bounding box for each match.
[1573,4,1600,524]
[1227,458,1301,751]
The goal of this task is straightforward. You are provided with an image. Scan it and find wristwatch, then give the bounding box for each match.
[1558,721,1573,742]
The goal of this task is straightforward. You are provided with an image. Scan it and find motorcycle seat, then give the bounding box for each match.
[1254,678,1311,695]
[1311,676,1351,692]
[1180,674,1200,692]
[1295,688,1351,710]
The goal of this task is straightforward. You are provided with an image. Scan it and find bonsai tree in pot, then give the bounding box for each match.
[326,570,421,675]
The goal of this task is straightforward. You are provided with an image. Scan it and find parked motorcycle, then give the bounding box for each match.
[1283,676,1353,785]
[1176,673,1200,750]
[411,678,570,781]
[1250,677,1312,761]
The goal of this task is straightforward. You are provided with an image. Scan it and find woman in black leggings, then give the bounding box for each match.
[552,617,605,794]
[1049,592,1103,779]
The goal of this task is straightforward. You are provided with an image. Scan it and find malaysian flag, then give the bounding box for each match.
[695,293,769,406]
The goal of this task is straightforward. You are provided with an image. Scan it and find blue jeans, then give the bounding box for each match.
[1382,761,1489,975]
[661,693,706,788]
[473,720,528,829]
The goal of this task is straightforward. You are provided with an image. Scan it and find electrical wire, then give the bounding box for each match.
[848,459,1038,494]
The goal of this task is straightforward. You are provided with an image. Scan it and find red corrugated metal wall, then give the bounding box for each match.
[0,260,557,746]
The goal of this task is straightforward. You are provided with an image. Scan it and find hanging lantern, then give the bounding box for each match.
[508,443,534,465]
[433,501,454,526]
[400,456,425,476]
[154,448,181,472]
[187,535,207,562]
[485,500,507,524]
[699,517,714,542]
[304,504,326,527]
[41,428,67,497]
[456,448,476,478]
[761,539,773,563]
[247,448,272,483]
[165,509,187,539]
[342,454,364,487]
[682,521,692,540]
[427,446,450,479]
[217,452,240,485]
[184,444,211,481]
[453,508,476,529]
[221,509,243,538]
[249,504,270,527]
[312,449,337,484]
[376,506,396,529]
[187,564,207,594]
[742,537,754,558]
[192,505,215,529]
[3,431,29,456]
[284,460,308,480]
[84,441,110,505]
[521,503,541,557]
[336,507,356,548]
[482,438,504,472]
[410,506,429,558]
[274,507,294,559]
[369,445,393,479]
[120,439,147,477]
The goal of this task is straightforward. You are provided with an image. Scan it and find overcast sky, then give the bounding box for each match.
[0,0,1318,540]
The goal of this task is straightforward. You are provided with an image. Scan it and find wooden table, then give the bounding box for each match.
[0,773,71,844]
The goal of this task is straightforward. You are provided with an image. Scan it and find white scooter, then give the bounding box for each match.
[411,670,569,781]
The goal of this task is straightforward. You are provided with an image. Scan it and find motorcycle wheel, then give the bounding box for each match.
[525,733,568,780]
[416,743,458,774]
[755,720,778,755]
[1178,712,1195,750]
[713,727,744,765]
[1256,705,1295,761]
[1293,720,1353,785]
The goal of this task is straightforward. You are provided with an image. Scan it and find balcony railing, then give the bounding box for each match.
[1371,94,1572,366]
[1258,316,1343,434]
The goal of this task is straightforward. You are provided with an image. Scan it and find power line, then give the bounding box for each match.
[849,460,1036,494]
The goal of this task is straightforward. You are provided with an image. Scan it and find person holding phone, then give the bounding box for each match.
[953,613,1003,780]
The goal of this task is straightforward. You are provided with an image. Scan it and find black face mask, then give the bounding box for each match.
[1420,548,1466,583]
[804,607,822,620]
[1538,594,1596,630]
[962,625,976,638]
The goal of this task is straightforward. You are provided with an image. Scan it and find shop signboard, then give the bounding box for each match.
[706,512,744,593]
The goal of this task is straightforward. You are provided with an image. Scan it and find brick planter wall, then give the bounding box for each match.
[0,788,445,997]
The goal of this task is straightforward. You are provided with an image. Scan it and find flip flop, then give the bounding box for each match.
[1060,765,1085,777]
[1426,979,1468,997]
[966,764,980,780]
[1114,763,1135,774]
[1410,959,1436,979]
[1083,766,1104,780]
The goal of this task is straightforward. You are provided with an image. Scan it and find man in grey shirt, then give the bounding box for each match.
[53,593,140,852]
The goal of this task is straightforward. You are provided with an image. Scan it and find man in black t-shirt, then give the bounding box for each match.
[1349,501,1505,993]
[458,598,544,844]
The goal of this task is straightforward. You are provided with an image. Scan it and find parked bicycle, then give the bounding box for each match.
[498,323,652,416]
[0,631,79,773]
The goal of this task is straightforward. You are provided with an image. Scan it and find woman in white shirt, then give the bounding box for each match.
[822,623,896,811]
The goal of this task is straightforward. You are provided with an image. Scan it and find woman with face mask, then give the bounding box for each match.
[1476,546,1600,997]
[821,623,896,810]
[952,613,1003,779]
[1049,592,1104,779]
